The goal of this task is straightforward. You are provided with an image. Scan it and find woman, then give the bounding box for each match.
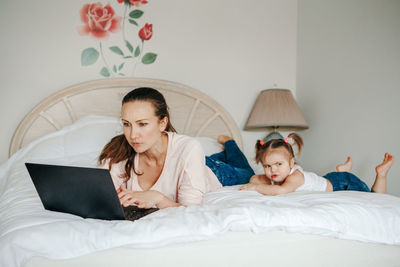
[99,87,222,209]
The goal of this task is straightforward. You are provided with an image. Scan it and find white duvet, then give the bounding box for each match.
[1,116,400,267]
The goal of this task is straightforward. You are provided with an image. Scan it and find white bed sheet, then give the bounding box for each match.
[26,231,400,267]
[1,116,400,267]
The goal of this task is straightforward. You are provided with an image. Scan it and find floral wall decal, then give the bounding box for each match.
[78,0,157,77]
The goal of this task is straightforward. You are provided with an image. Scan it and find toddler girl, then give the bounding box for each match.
[240,133,394,195]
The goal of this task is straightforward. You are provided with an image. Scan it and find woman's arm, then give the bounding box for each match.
[117,186,181,209]
[177,139,221,206]
[240,170,304,196]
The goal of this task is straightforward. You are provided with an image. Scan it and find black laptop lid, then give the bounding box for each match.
[25,163,125,220]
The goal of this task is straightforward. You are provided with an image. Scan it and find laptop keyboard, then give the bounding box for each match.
[123,205,159,221]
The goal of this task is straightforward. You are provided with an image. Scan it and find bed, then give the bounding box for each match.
[1,78,400,267]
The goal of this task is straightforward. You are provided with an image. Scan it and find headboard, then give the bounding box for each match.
[9,78,242,157]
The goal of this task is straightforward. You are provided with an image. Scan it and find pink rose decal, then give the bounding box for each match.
[79,3,122,39]
[129,0,148,7]
[138,23,153,41]
[79,1,157,77]
[117,0,148,7]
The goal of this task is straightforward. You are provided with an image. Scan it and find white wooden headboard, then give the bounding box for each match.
[9,78,242,157]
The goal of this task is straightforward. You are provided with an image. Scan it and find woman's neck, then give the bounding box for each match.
[142,133,168,165]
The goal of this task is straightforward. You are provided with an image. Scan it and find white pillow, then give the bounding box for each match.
[194,137,223,156]
[20,115,122,167]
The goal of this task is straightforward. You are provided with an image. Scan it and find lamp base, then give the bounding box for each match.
[263,132,283,143]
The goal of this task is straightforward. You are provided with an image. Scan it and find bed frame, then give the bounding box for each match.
[8,78,400,267]
[9,78,242,157]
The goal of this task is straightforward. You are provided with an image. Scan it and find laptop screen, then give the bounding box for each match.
[25,163,125,220]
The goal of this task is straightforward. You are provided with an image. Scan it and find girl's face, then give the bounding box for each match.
[121,100,167,153]
[262,147,295,184]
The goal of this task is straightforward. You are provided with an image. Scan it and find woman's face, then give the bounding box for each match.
[262,147,294,184]
[121,100,167,153]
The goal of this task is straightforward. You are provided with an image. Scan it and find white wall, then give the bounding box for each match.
[0,0,297,168]
[1,1,398,196]
[297,0,400,196]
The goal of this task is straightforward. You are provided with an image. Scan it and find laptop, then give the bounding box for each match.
[25,163,158,221]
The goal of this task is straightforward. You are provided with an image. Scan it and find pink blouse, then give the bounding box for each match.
[101,132,222,206]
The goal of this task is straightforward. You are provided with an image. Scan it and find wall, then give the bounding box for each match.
[1,1,398,196]
[0,0,297,168]
[297,0,400,196]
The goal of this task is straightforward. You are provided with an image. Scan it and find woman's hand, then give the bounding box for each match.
[117,186,163,209]
[117,186,181,209]
[239,183,258,191]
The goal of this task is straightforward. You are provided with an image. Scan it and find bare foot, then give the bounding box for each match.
[336,156,352,172]
[217,135,233,145]
[372,153,394,194]
[375,153,394,178]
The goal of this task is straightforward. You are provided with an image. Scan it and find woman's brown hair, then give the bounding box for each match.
[255,133,303,164]
[98,87,176,182]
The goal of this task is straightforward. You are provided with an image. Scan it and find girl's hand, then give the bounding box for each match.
[239,183,258,191]
[249,174,270,185]
[117,186,163,209]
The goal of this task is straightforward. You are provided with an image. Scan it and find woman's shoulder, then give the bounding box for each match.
[99,158,128,172]
[166,132,204,160]
[167,132,201,149]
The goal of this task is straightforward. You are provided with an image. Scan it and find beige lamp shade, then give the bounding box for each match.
[245,89,309,130]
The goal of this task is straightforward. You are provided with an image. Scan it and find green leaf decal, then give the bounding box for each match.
[134,46,140,57]
[129,10,144,19]
[81,48,99,66]
[119,73,126,76]
[123,56,133,59]
[100,67,110,77]
[109,46,124,56]
[128,19,138,26]
[118,63,125,71]
[113,65,117,73]
[142,53,157,64]
[126,41,133,53]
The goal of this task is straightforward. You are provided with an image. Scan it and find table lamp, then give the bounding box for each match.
[244,88,309,142]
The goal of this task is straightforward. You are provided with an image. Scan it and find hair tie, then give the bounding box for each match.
[257,140,266,147]
[284,137,290,143]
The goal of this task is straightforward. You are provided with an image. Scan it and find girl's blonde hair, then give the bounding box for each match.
[255,133,303,164]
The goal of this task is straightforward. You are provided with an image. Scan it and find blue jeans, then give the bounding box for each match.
[323,172,371,192]
[206,140,255,186]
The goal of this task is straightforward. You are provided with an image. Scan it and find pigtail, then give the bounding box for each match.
[287,133,303,156]
[255,140,266,150]
[255,140,267,164]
